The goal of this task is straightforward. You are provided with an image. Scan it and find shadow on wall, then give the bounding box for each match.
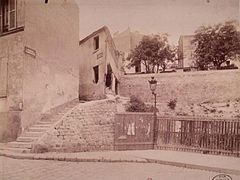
[0,112,21,142]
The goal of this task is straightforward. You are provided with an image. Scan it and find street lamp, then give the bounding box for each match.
[148,76,158,148]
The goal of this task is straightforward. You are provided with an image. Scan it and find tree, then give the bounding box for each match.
[193,21,240,70]
[127,34,175,73]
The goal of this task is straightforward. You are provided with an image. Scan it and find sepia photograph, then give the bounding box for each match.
[0,0,240,179]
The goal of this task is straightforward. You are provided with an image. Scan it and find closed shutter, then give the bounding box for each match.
[16,0,24,28]
[9,0,16,30]
[0,58,8,98]
[3,1,9,31]
[0,0,2,33]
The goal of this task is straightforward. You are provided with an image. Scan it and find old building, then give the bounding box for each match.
[178,35,197,70]
[0,0,80,142]
[79,26,121,101]
[113,28,144,73]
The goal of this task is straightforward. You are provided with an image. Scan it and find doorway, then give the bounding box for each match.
[105,64,112,88]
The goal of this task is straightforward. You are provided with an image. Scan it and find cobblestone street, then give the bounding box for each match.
[0,157,238,180]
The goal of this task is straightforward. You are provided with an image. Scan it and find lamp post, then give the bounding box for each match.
[148,76,158,148]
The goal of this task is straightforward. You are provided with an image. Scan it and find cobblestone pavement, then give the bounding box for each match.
[0,157,239,180]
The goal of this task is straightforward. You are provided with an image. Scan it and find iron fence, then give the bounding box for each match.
[156,116,240,157]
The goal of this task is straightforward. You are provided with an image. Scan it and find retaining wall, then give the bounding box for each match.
[36,99,117,152]
[119,70,240,104]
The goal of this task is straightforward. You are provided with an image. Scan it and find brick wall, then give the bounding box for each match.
[119,70,240,104]
[35,98,117,152]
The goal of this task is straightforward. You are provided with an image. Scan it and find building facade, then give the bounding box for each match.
[0,0,80,142]
[113,28,144,73]
[178,35,197,70]
[79,26,121,101]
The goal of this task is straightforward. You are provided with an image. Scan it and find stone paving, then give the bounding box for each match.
[1,156,239,180]
[0,149,240,176]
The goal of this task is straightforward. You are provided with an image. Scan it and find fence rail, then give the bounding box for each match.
[156,116,240,157]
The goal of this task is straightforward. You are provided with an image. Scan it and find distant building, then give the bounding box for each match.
[178,35,197,70]
[0,0,80,141]
[79,26,121,100]
[178,34,240,70]
[113,28,145,73]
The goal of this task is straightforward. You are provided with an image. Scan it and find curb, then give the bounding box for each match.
[145,158,240,176]
[1,150,240,176]
[0,150,147,164]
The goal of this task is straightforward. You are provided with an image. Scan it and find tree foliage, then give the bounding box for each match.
[127,34,176,73]
[193,21,240,70]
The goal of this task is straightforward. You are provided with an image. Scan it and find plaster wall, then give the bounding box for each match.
[179,36,197,68]
[0,0,80,141]
[20,0,80,129]
[79,27,121,100]
[79,31,107,100]
[0,32,25,141]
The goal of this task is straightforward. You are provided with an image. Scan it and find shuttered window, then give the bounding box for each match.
[0,0,2,33]
[0,0,24,35]
[9,0,16,29]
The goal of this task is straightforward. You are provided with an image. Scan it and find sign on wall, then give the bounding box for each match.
[114,113,154,150]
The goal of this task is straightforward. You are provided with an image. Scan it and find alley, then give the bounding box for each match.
[0,157,238,180]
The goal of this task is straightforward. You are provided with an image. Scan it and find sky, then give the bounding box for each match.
[76,0,239,45]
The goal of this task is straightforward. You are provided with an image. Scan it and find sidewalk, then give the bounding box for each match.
[0,148,240,175]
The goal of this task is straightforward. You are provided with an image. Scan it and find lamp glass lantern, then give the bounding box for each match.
[148,76,157,94]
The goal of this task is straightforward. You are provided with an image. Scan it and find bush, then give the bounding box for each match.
[168,99,177,110]
[126,95,156,112]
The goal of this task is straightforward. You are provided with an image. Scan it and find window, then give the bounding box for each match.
[93,36,99,50]
[0,0,24,35]
[93,65,99,84]
[9,0,16,29]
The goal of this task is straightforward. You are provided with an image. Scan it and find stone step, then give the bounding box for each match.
[37,122,53,126]
[7,142,32,149]
[28,127,48,132]
[2,147,31,153]
[33,124,51,128]
[21,132,44,137]
[16,136,38,142]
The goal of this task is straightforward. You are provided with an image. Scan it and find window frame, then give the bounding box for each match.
[93,65,99,84]
[0,0,23,36]
[93,36,100,51]
[9,0,17,30]
[0,0,2,33]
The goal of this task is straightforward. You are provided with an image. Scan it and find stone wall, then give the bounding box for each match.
[35,98,117,152]
[119,70,240,105]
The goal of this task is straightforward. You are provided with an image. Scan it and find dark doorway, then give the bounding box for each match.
[93,65,99,84]
[105,64,112,88]
[115,79,119,95]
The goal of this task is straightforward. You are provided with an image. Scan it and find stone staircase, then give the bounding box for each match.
[1,99,80,153]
